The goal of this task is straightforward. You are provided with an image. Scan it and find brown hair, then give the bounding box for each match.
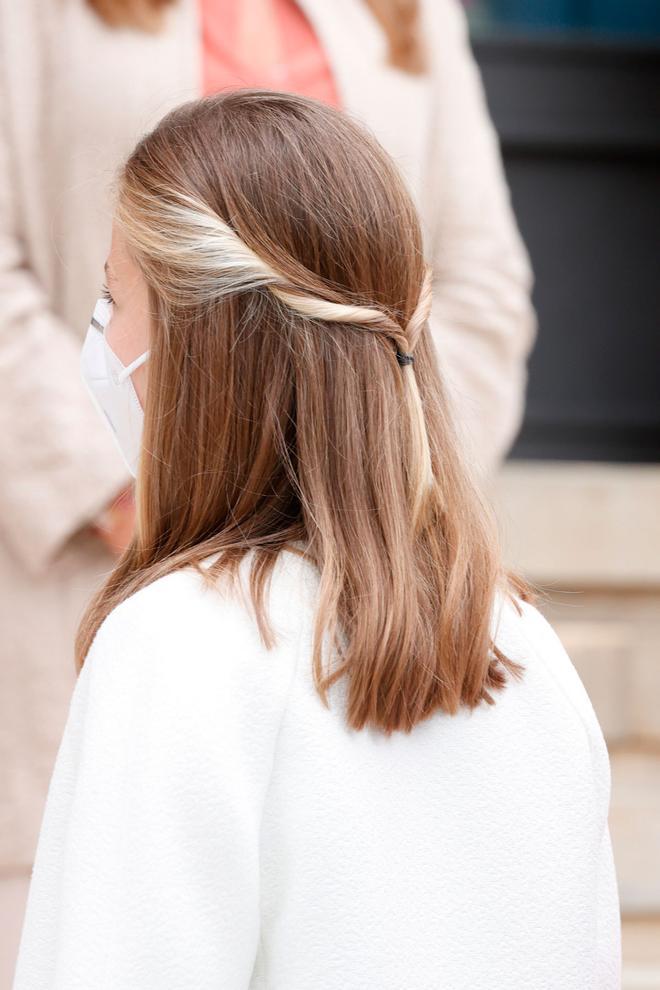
[76,88,534,733]
[85,0,427,74]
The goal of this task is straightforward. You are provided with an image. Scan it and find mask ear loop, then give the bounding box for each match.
[116,349,150,385]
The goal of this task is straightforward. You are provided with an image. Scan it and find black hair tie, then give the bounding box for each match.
[396,350,414,367]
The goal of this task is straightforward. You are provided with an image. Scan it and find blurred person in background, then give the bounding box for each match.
[0,0,535,983]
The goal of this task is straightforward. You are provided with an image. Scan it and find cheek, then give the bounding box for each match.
[106,312,150,369]
[105,318,134,366]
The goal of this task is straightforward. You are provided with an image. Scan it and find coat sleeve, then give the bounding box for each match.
[0,31,132,575]
[595,822,623,988]
[11,577,300,990]
[515,599,622,986]
[420,0,538,476]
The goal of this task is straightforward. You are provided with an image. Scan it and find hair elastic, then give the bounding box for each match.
[396,350,414,367]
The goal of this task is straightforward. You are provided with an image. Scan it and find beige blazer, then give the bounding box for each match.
[0,0,536,870]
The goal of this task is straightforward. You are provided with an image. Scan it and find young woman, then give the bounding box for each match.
[12,90,619,989]
[1,5,537,975]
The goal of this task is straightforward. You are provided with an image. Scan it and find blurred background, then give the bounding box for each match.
[464,2,659,986]
[1,0,658,986]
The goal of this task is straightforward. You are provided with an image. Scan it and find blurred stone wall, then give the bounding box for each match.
[491,461,660,989]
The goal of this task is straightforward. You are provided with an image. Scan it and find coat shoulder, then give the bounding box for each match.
[492,589,611,818]
[89,545,319,671]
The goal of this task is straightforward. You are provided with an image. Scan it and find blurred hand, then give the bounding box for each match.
[88,484,136,556]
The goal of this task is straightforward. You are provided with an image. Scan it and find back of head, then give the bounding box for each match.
[76,88,533,733]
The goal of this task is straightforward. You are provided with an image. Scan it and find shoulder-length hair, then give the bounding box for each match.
[85,0,428,74]
[76,88,534,733]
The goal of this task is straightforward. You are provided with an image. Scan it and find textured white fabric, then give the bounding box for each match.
[12,548,621,990]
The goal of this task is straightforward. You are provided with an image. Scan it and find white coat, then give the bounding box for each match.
[13,547,621,988]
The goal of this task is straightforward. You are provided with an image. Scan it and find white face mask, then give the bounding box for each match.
[80,297,150,477]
